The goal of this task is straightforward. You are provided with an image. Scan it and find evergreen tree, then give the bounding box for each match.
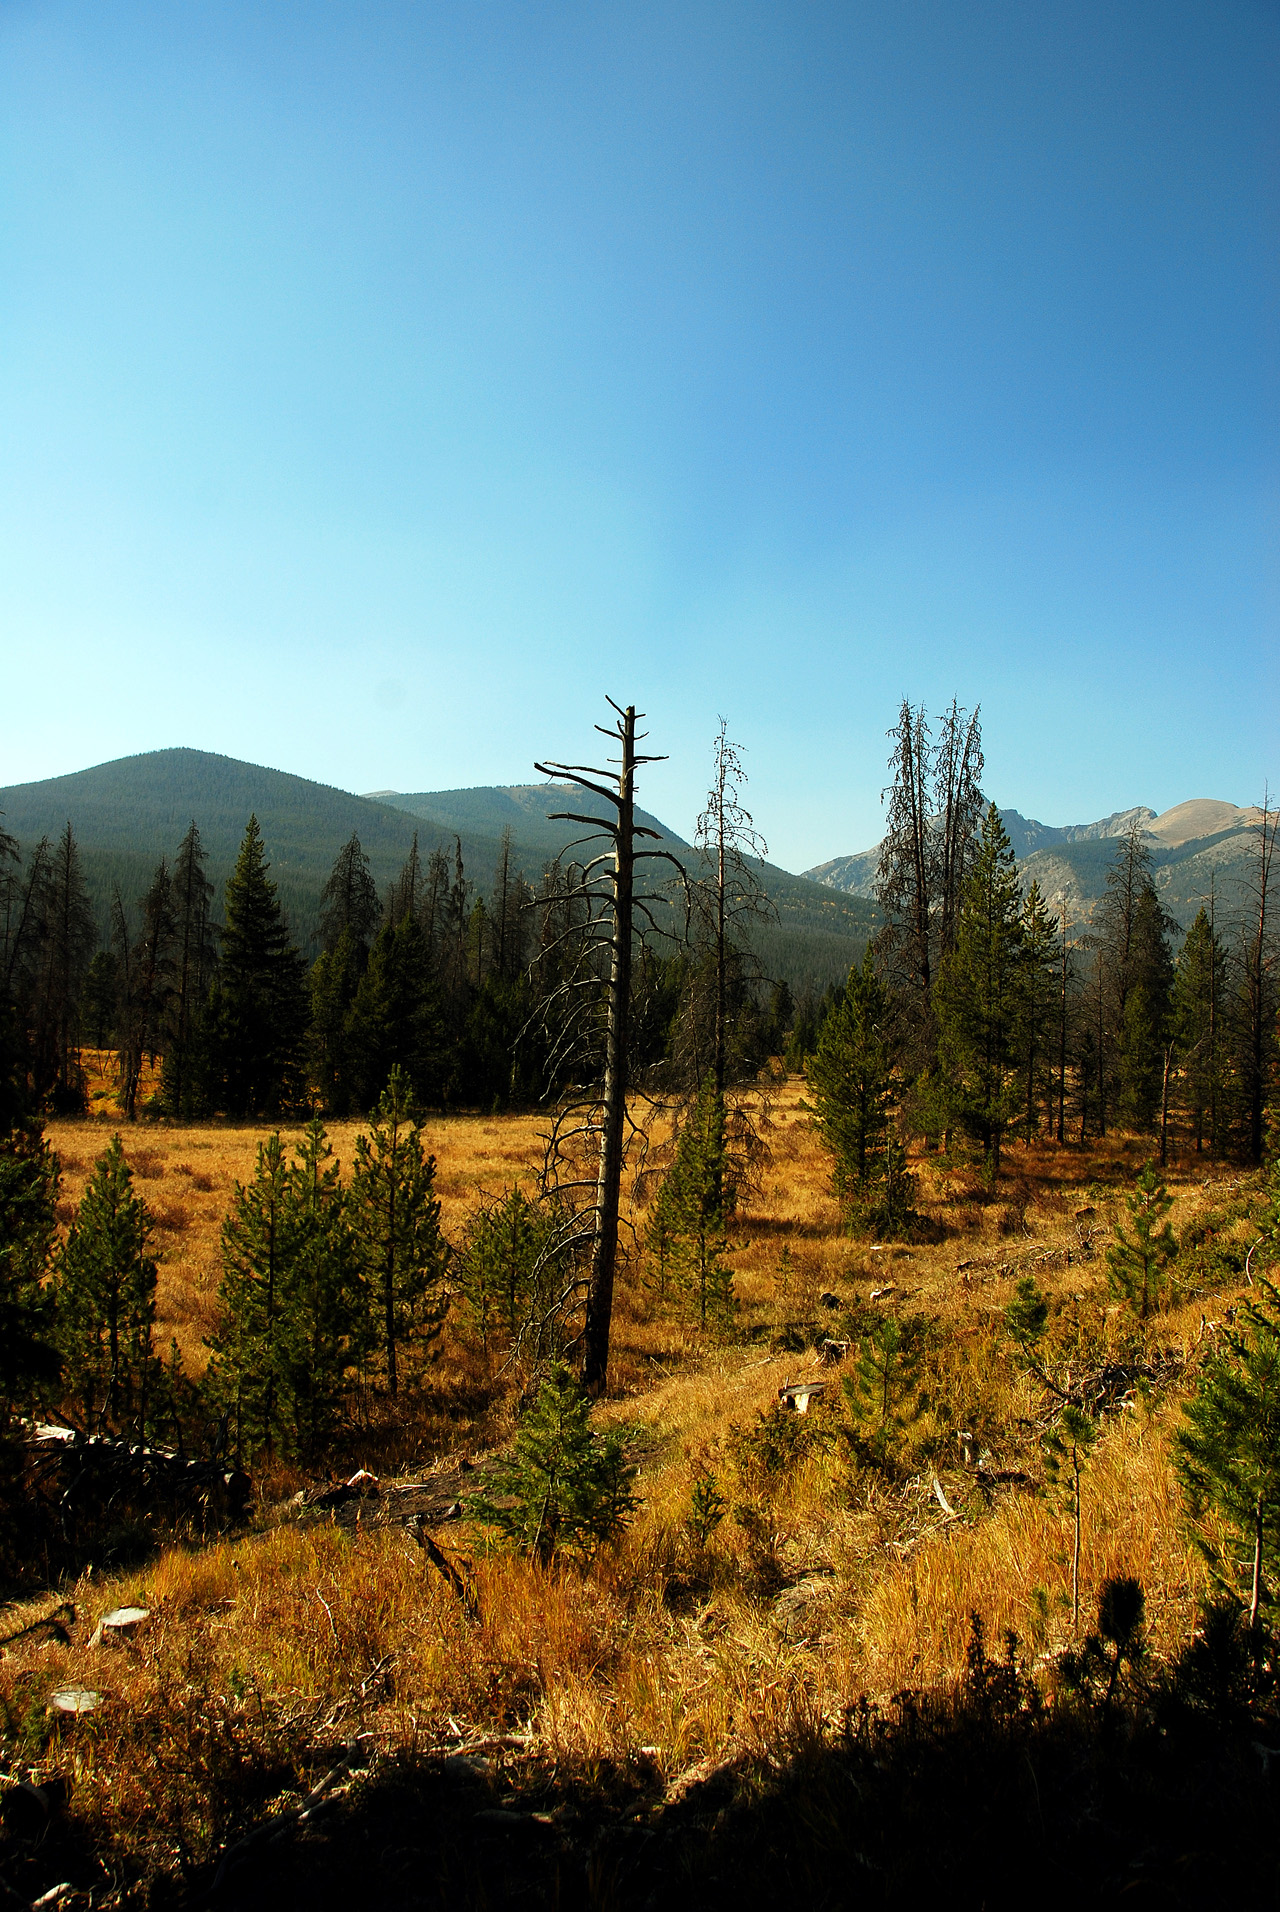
[457,1184,568,1360]
[1116,885,1175,1133]
[1106,1161,1177,1320]
[806,948,893,1209]
[0,1110,60,1413]
[309,925,364,1113]
[206,1131,294,1459]
[277,1118,366,1459]
[114,862,176,1120]
[1176,1274,1280,1622]
[1227,801,1279,1165]
[161,821,216,1118]
[209,816,309,1117]
[934,804,1024,1183]
[349,1067,448,1393]
[56,1136,160,1432]
[345,912,445,1111]
[82,950,119,1051]
[468,1361,636,1564]
[1015,881,1059,1141]
[1173,904,1227,1153]
[32,823,96,1113]
[842,1313,925,1470]
[650,1074,735,1331]
[319,831,379,956]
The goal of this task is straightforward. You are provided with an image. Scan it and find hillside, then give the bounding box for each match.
[806,797,1267,932]
[0,750,872,988]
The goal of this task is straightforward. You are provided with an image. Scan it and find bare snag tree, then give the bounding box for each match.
[694,718,774,1099]
[534,699,682,1395]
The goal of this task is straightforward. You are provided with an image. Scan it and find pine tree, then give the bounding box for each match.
[1106,1161,1177,1320]
[934,804,1024,1184]
[842,1313,925,1470]
[1015,881,1059,1141]
[0,1112,60,1413]
[456,1184,568,1360]
[114,862,176,1120]
[1172,904,1227,1152]
[345,912,446,1112]
[206,1132,294,1460]
[1116,885,1175,1133]
[806,948,893,1209]
[33,823,96,1113]
[161,821,215,1118]
[210,817,309,1117]
[349,1067,448,1393]
[206,1122,363,1462]
[1176,1275,1280,1623]
[468,1361,636,1564]
[277,1119,366,1459]
[652,1074,735,1331]
[56,1136,160,1432]
[319,831,379,956]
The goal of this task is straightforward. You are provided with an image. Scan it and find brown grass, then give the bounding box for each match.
[9,1081,1266,1888]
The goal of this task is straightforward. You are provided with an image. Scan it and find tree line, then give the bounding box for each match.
[807,699,1278,1220]
[0,807,792,1127]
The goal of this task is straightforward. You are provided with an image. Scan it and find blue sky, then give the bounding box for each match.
[1,0,1275,869]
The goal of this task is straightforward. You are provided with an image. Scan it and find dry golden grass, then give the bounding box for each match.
[11,1079,1267,1886]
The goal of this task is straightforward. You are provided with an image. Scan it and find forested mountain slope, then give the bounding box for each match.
[0,750,873,987]
[807,799,1265,932]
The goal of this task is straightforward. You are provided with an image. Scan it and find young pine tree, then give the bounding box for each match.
[652,1075,735,1332]
[468,1361,636,1564]
[56,1136,161,1432]
[207,1123,364,1463]
[457,1183,567,1360]
[1106,1161,1177,1321]
[842,1312,926,1471]
[277,1119,366,1459]
[206,1132,295,1460]
[349,1067,449,1393]
[806,948,893,1211]
[1176,1275,1280,1624]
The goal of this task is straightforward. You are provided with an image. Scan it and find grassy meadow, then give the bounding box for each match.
[1,1079,1269,1902]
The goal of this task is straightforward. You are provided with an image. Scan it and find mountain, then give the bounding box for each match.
[0,749,873,989]
[806,799,1268,933]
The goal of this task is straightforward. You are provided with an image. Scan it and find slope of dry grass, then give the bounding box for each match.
[5,1083,1267,1900]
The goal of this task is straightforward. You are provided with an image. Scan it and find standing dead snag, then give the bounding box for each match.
[534,699,681,1395]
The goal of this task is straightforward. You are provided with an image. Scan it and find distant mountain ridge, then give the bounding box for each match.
[806,799,1267,932]
[0,749,873,990]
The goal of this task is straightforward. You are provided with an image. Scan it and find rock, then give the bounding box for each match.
[48,1687,101,1716]
[89,1606,150,1648]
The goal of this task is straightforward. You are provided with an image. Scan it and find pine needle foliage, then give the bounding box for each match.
[56,1135,161,1433]
[468,1361,636,1565]
[456,1183,570,1362]
[842,1312,926,1469]
[1106,1162,1177,1320]
[349,1066,448,1394]
[1176,1276,1280,1622]
[206,1120,366,1462]
[806,948,893,1210]
[646,1075,735,1331]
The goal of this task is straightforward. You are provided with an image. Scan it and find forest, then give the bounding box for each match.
[1,698,1279,1908]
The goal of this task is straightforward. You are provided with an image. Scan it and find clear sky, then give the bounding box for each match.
[2,0,1276,870]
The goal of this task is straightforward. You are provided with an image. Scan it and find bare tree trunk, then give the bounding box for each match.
[536,702,674,1397]
[582,710,636,1396]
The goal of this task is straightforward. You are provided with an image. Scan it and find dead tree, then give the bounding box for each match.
[533,700,683,1394]
[693,718,775,1100]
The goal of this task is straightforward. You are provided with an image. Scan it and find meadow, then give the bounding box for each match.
[1,1081,1267,1904]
